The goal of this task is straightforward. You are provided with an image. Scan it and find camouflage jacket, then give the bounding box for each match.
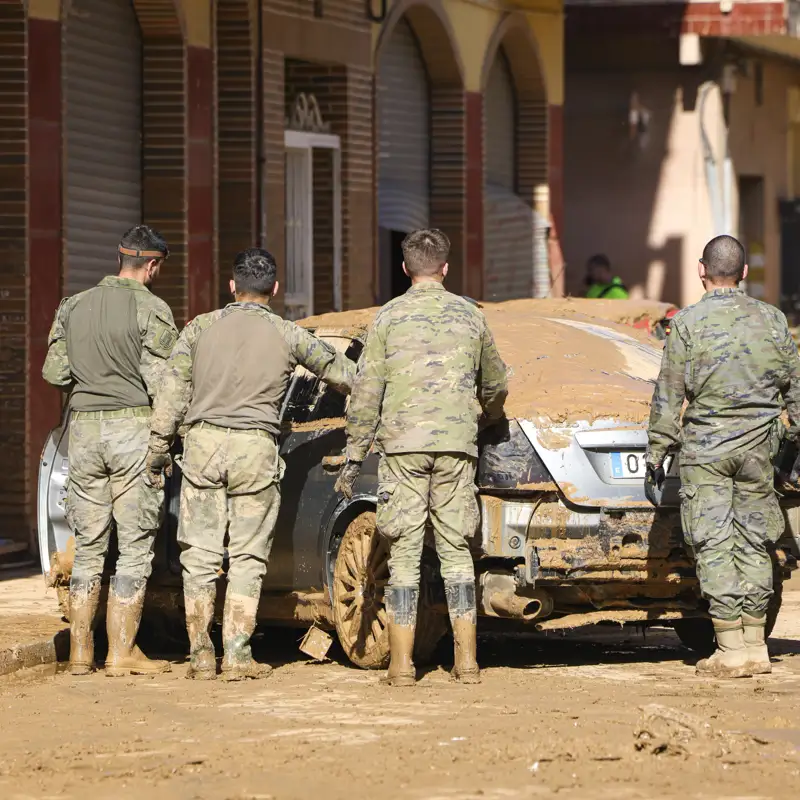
[42,275,178,411]
[150,301,355,444]
[647,287,800,466]
[345,282,508,461]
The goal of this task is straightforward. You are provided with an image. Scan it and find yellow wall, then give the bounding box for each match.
[372,0,564,104]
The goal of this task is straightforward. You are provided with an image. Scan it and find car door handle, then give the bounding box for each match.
[321,453,346,471]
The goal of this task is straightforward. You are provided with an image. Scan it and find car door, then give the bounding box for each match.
[262,333,364,592]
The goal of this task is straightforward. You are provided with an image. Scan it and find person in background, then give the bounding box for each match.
[584,254,629,299]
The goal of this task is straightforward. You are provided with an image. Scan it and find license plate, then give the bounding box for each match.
[610,451,646,479]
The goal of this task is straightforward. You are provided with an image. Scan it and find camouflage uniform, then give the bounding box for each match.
[43,276,177,583]
[43,275,177,676]
[648,287,800,621]
[346,281,507,683]
[149,301,354,679]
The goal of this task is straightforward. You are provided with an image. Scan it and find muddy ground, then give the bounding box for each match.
[2,593,800,800]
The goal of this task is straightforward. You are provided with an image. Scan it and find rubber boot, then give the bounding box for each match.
[68,575,101,675]
[695,618,753,678]
[382,586,418,687]
[445,581,481,684]
[184,583,217,680]
[105,575,172,677]
[742,612,771,675]
[220,592,272,681]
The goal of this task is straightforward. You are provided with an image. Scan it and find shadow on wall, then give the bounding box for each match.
[563,30,709,305]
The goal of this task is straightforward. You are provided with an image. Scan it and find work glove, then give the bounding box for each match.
[144,443,172,490]
[334,459,362,500]
[644,462,666,507]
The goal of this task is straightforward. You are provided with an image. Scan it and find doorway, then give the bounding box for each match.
[284,130,342,320]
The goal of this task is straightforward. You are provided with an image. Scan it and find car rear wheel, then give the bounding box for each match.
[673,576,784,656]
[332,511,447,670]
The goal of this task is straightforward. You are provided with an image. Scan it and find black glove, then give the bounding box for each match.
[144,446,172,490]
[644,462,666,506]
[334,460,362,500]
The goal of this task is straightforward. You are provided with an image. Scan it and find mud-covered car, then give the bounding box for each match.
[38,299,799,668]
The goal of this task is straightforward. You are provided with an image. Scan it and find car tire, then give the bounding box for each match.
[332,511,447,670]
[673,576,784,656]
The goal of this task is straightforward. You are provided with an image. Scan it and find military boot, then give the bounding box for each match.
[68,575,101,675]
[382,586,418,687]
[220,591,272,681]
[105,575,172,677]
[695,618,753,678]
[445,581,480,684]
[742,612,771,675]
[184,582,217,680]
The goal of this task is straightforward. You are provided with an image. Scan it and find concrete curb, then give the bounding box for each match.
[0,628,69,677]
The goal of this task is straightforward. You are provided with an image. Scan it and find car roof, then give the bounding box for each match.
[299,298,669,425]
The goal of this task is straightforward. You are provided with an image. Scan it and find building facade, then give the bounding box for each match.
[564,0,800,311]
[0,0,564,550]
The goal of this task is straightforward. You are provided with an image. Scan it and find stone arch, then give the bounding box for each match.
[374,0,467,297]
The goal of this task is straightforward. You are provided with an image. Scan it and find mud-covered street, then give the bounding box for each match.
[0,589,798,800]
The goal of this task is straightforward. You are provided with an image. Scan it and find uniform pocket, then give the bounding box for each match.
[376,481,402,541]
[767,496,786,543]
[679,483,700,546]
[461,483,480,541]
[138,476,164,532]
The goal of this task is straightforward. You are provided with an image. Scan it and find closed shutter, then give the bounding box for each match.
[484,49,536,301]
[63,0,143,296]
[376,18,430,233]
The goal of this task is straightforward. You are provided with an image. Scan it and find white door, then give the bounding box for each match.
[284,147,313,320]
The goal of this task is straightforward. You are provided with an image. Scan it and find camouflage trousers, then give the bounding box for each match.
[680,443,783,620]
[377,452,478,587]
[67,408,162,582]
[178,424,284,600]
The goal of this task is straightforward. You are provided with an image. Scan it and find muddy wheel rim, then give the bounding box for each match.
[334,517,390,657]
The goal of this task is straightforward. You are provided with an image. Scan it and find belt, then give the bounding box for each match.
[194,420,276,439]
[72,406,151,420]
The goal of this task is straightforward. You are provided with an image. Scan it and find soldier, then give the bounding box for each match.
[146,248,354,681]
[336,228,508,687]
[42,225,177,677]
[647,234,800,678]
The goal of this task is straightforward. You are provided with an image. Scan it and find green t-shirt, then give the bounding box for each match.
[586,277,629,299]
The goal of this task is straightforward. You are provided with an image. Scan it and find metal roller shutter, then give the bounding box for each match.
[376,18,430,233]
[484,50,537,301]
[63,0,143,296]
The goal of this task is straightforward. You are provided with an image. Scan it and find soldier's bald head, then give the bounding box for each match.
[402,229,450,277]
[701,235,746,283]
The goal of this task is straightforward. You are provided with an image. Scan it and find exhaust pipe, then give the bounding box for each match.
[479,571,553,622]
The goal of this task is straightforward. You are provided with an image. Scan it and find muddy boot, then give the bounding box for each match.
[105,575,172,677]
[446,581,481,684]
[695,618,753,678]
[382,586,418,687]
[184,582,217,680]
[220,592,272,681]
[742,611,771,675]
[68,575,101,675]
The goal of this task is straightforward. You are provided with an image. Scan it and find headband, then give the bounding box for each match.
[118,246,168,259]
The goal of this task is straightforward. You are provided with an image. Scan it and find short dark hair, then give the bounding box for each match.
[587,253,611,270]
[701,235,746,281]
[118,225,168,270]
[401,229,450,277]
[233,248,278,295]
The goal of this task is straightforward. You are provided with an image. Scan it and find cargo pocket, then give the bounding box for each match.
[679,484,700,547]
[766,496,786,543]
[376,481,402,541]
[461,483,480,541]
[138,477,164,533]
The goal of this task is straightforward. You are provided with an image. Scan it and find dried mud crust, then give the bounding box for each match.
[332,511,447,669]
[0,599,799,800]
[300,298,667,425]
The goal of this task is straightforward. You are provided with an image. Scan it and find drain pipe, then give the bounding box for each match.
[698,81,724,235]
[255,1,266,247]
